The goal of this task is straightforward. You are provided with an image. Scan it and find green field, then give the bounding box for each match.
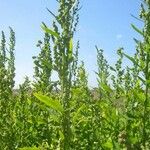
[0,0,150,149]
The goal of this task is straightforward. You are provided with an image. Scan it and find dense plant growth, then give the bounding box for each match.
[0,0,150,149]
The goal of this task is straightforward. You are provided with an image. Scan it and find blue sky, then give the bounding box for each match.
[0,0,142,87]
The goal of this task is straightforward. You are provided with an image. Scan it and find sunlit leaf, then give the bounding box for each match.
[59,130,64,140]
[103,138,113,149]
[73,104,86,123]
[34,93,64,114]
[41,23,59,38]
[19,147,40,150]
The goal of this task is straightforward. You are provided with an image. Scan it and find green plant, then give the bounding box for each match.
[33,33,53,94]
[39,0,80,149]
[1,0,150,150]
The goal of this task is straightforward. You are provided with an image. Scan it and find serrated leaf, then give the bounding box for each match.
[34,93,64,114]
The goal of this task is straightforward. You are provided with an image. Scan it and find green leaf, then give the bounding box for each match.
[59,130,64,140]
[138,76,145,84]
[133,38,140,44]
[110,66,116,72]
[135,92,145,101]
[123,52,139,66]
[73,104,86,123]
[68,38,73,61]
[19,147,40,150]
[131,24,144,36]
[34,93,64,114]
[50,114,60,123]
[41,23,59,38]
[103,138,113,149]
[69,38,73,52]
[101,83,112,93]
[27,98,32,105]
[129,137,138,144]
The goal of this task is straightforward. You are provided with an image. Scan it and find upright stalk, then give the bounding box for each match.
[143,53,149,147]
[42,0,80,149]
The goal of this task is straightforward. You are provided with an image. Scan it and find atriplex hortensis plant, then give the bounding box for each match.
[138,1,150,146]
[8,27,16,92]
[120,0,150,147]
[2,0,150,149]
[96,46,109,99]
[0,31,7,99]
[33,33,53,94]
[35,0,80,149]
[95,1,150,148]
[0,27,15,97]
[0,28,16,149]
